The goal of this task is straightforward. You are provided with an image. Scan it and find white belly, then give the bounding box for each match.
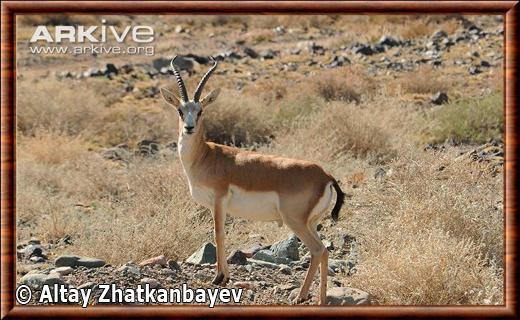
[226,185,280,221]
[189,184,281,222]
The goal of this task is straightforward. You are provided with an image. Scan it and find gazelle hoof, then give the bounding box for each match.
[211,273,229,286]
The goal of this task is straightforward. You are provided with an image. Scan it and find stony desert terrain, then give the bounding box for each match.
[16,14,503,306]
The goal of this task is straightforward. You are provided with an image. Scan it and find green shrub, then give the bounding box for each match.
[427,92,503,144]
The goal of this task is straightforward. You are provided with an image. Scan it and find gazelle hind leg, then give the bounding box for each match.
[285,219,326,303]
[310,225,328,305]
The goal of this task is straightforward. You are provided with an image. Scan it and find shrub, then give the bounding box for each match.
[426,92,503,144]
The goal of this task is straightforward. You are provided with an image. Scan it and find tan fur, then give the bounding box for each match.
[162,69,339,305]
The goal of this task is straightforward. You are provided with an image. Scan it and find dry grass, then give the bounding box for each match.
[345,149,503,304]
[15,14,503,305]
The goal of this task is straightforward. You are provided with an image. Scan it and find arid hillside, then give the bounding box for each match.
[16,15,503,305]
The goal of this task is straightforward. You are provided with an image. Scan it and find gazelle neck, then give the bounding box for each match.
[177,123,208,170]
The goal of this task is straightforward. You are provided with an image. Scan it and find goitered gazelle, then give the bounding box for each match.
[160,56,345,305]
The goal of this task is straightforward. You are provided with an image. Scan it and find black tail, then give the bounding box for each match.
[331,179,345,222]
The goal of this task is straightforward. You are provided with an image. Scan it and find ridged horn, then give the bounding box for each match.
[193,56,218,102]
[170,56,189,103]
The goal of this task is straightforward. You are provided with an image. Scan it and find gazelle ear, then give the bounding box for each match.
[200,88,220,108]
[161,87,182,107]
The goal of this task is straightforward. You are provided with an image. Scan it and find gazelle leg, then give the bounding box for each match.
[310,227,329,305]
[285,219,326,304]
[212,196,230,285]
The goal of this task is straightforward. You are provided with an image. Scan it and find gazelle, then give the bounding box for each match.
[160,56,345,305]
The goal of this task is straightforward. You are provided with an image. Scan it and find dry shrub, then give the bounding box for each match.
[67,159,213,264]
[17,78,105,136]
[204,90,275,147]
[345,149,503,304]
[274,101,395,163]
[397,66,451,95]
[313,68,372,103]
[93,101,176,147]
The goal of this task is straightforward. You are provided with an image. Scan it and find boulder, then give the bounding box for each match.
[227,250,248,265]
[186,243,217,265]
[139,255,167,267]
[271,235,299,262]
[431,92,449,105]
[327,287,371,305]
[55,255,105,268]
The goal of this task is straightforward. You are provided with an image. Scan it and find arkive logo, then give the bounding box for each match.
[30,19,154,43]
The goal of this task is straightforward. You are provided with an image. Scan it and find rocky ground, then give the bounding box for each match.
[18,233,367,306]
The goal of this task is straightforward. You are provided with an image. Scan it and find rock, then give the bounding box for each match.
[469,66,482,75]
[354,45,374,55]
[432,30,448,40]
[278,264,292,275]
[30,256,45,263]
[20,273,64,290]
[243,47,258,59]
[105,63,118,76]
[141,277,159,289]
[167,259,181,271]
[117,265,141,277]
[271,235,299,262]
[252,250,278,264]
[242,244,267,258]
[431,92,449,105]
[141,86,160,98]
[260,49,277,60]
[328,267,335,276]
[51,266,74,276]
[378,35,400,47]
[328,55,350,68]
[248,258,279,269]
[55,255,105,268]
[327,287,371,305]
[24,244,44,258]
[137,139,159,156]
[139,255,167,267]
[152,57,171,71]
[174,25,185,33]
[480,60,491,67]
[186,243,217,265]
[227,250,248,265]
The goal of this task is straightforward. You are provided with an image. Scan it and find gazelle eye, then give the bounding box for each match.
[178,109,183,117]
[197,110,202,117]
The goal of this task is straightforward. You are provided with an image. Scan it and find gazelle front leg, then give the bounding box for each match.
[211,195,230,285]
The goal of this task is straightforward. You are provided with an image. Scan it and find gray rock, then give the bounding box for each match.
[227,250,248,265]
[278,264,292,275]
[117,265,141,277]
[480,60,491,67]
[469,66,482,75]
[252,249,279,264]
[20,273,64,290]
[431,92,449,105]
[327,287,371,305]
[432,30,448,40]
[167,259,181,271]
[141,277,159,289]
[353,44,374,56]
[243,47,258,59]
[105,63,118,76]
[24,244,44,258]
[248,258,279,269]
[271,235,299,262]
[28,238,41,245]
[51,266,74,276]
[30,256,45,263]
[55,255,105,268]
[186,243,217,265]
[378,35,400,47]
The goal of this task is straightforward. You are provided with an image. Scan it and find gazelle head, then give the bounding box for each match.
[161,56,220,136]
